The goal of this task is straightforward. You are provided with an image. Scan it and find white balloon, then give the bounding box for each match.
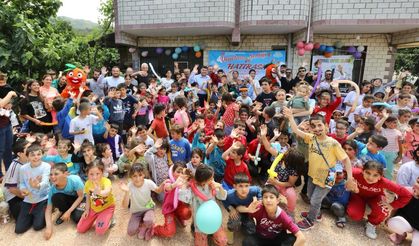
[357,46,365,52]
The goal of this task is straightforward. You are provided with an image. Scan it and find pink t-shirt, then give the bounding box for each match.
[380,128,402,152]
[173,110,190,131]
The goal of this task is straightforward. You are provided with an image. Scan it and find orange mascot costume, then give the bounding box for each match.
[263,63,280,86]
[60,64,89,98]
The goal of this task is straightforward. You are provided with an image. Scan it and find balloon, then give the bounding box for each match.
[319,45,326,52]
[335,41,343,49]
[141,51,148,57]
[325,46,334,53]
[181,46,189,52]
[172,53,179,59]
[313,43,321,49]
[195,200,222,234]
[156,48,164,54]
[296,41,305,49]
[195,51,202,58]
[175,47,182,54]
[128,47,136,53]
[347,46,356,54]
[353,52,362,59]
[165,49,172,56]
[297,48,305,56]
[304,42,314,51]
[324,52,333,58]
[357,46,365,52]
[193,45,201,52]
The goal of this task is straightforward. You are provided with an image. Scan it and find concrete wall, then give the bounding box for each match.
[391,28,419,46]
[312,0,419,21]
[240,0,308,22]
[116,0,235,26]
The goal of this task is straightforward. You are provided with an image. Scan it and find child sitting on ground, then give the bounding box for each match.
[242,184,306,246]
[120,163,164,241]
[222,173,261,245]
[44,163,84,240]
[15,144,51,234]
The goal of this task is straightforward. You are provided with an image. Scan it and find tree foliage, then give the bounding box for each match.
[0,0,119,88]
[395,47,419,76]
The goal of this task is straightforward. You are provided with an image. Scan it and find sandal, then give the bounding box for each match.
[335,218,346,228]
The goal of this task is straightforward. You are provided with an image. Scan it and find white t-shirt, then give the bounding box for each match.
[344,91,365,115]
[104,76,124,88]
[349,105,371,128]
[3,159,24,202]
[161,78,174,90]
[69,115,99,144]
[129,179,157,213]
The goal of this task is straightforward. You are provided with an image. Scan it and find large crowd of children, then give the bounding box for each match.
[0,62,418,246]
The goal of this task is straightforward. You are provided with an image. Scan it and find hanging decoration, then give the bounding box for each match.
[195,51,202,58]
[193,44,201,52]
[165,49,172,56]
[156,47,164,54]
[175,47,182,54]
[181,46,189,52]
[172,53,179,59]
[141,51,148,57]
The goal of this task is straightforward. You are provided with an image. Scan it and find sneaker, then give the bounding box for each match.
[55,216,64,225]
[297,218,314,231]
[365,222,377,239]
[300,211,322,222]
[109,217,116,229]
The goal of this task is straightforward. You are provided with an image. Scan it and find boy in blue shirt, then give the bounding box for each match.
[44,163,84,240]
[206,128,226,182]
[169,124,191,163]
[354,135,388,168]
[16,144,51,234]
[222,173,262,245]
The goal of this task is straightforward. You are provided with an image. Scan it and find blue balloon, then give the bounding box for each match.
[325,46,334,53]
[319,45,326,52]
[172,53,179,59]
[175,47,182,54]
[195,200,222,234]
[193,45,201,52]
[181,46,189,52]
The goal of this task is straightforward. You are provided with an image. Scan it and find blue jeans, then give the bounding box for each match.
[0,123,13,177]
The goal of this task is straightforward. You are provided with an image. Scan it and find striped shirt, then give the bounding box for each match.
[4,159,24,202]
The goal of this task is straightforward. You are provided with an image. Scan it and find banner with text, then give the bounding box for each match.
[208,50,286,81]
[311,55,355,81]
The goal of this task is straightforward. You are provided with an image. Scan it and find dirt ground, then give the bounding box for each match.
[0,181,411,246]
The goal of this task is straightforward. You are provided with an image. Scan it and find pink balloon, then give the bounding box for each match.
[296,41,305,49]
[314,43,321,49]
[297,48,305,56]
[304,43,314,51]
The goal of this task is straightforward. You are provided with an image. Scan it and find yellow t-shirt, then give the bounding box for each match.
[304,134,348,188]
[84,177,115,212]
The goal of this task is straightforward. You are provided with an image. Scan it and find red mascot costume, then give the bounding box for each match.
[61,64,89,98]
[263,63,280,87]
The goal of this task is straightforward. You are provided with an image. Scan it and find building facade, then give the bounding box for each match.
[114,0,419,82]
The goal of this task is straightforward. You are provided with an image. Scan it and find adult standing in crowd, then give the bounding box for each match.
[0,72,17,179]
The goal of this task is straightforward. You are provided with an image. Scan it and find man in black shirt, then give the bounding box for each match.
[256,78,276,109]
[280,68,294,93]
[290,67,313,93]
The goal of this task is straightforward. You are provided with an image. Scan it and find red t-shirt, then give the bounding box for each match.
[151,117,169,139]
[313,97,342,124]
[250,205,299,239]
[222,103,237,127]
[352,168,412,209]
[224,158,251,187]
[223,136,249,162]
